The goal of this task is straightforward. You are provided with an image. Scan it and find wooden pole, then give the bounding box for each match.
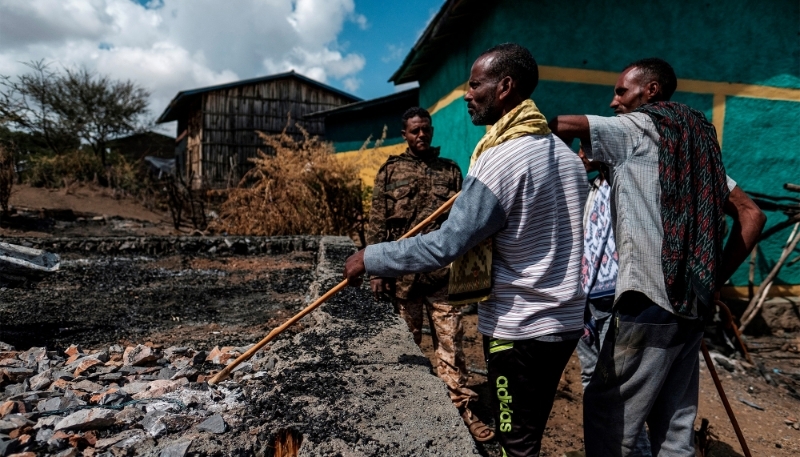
[715,300,753,365]
[747,246,757,301]
[741,224,800,329]
[700,340,752,457]
[208,192,461,384]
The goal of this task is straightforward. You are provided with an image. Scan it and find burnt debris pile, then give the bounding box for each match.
[0,236,477,456]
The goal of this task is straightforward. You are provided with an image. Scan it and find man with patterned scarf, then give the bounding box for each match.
[344,43,588,456]
[549,58,765,456]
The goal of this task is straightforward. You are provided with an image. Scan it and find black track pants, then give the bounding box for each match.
[483,335,578,457]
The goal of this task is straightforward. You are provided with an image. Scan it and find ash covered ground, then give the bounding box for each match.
[0,236,477,457]
[1,249,315,351]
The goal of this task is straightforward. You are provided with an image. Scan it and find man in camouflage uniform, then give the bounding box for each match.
[368,107,492,442]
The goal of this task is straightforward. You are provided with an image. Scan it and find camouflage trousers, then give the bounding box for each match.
[395,288,479,410]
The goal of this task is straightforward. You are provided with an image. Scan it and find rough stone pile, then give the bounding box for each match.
[0,340,265,456]
[15,236,319,257]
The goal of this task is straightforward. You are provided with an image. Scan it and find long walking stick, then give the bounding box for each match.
[209,192,461,384]
[700,339,752,457]
[715,300,753,365]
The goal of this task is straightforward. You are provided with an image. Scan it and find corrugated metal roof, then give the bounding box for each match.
[155,70,361,123]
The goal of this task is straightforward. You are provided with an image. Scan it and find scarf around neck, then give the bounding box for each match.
[448,99,551,305]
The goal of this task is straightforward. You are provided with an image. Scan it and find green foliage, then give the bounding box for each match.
[23,149,141,195]
[25,149,103,188]
[0,60,150,164]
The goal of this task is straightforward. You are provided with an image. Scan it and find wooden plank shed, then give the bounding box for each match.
[156,71,359,189]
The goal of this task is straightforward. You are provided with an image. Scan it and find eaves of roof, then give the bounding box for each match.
[156,71,361,124]
[304,87,419,119]
[389,0,484,85]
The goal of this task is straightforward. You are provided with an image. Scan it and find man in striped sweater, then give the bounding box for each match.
[344,43,587,457]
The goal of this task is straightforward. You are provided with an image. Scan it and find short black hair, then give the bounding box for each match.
[624,58,677,101]
[401,106,431,128]
[478,43,539,98]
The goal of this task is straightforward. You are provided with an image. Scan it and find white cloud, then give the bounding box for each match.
[0,0,367,136]
[343,77,361,93]
[382,43,406,63]
[351,13,369,30]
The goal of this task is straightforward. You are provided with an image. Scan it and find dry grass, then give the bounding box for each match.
[211,128,363,237]
[0,143,14,213]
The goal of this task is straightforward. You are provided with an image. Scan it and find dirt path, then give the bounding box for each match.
[419,313,800,457]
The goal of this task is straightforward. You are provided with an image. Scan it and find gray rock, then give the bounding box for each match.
[20,347,47,368]
[28,369,52,390]
[108,344,124,354]
[38,396,69,413]
[3,383,26,398]
[0,438,19,457]
[119,381,149,395]
[35,427,54,443]
[72,380,104,393]
[142,410,168,438]
[124,345,158,366]
[196,414,226,434]
[0,414,33,432]
[0,420,17,434]
[95,429,141,450]
[232,362,252,373]
[54,408,116,431]
[160,440,192,457]
[34,415,61,429]
[99,372,123,382]
[114,406,144,425]
[171,366,198,381]
[113,429,147,451]
[164,347,189,359]
[157,367,177,380]
[63,354,105,373]
[51,370,73,381]
[98,390,131,406]
[53,448,79,457]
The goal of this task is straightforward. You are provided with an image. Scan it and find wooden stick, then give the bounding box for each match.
[747,245,757,301]
[784,183,800,193]
[715,300,753,365]
[209,192,461,384]
[741,224,800,329]
[701,339,752,457]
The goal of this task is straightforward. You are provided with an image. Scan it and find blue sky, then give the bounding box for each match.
[0,0,445,132]
[336,1,443,99]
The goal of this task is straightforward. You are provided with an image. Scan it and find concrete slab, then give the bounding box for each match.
[249,236,478,456]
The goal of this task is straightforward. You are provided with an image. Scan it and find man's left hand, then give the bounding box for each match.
[343,249,367,287]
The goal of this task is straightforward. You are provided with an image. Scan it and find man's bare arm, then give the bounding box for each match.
[548,115,591,146]
[719,186,766,285]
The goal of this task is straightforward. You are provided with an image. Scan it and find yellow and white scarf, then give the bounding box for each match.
[448,99,551,305]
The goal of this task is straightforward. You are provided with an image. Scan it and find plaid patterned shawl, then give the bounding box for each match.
[635,102,730,315]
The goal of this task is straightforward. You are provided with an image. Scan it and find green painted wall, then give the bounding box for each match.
[417,0,800,287]
[326,113,406,153]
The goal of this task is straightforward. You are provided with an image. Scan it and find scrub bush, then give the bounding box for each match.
[211,128,364,236]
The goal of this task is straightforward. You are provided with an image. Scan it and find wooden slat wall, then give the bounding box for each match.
[187,109,203,188]
[197,78,352,189]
